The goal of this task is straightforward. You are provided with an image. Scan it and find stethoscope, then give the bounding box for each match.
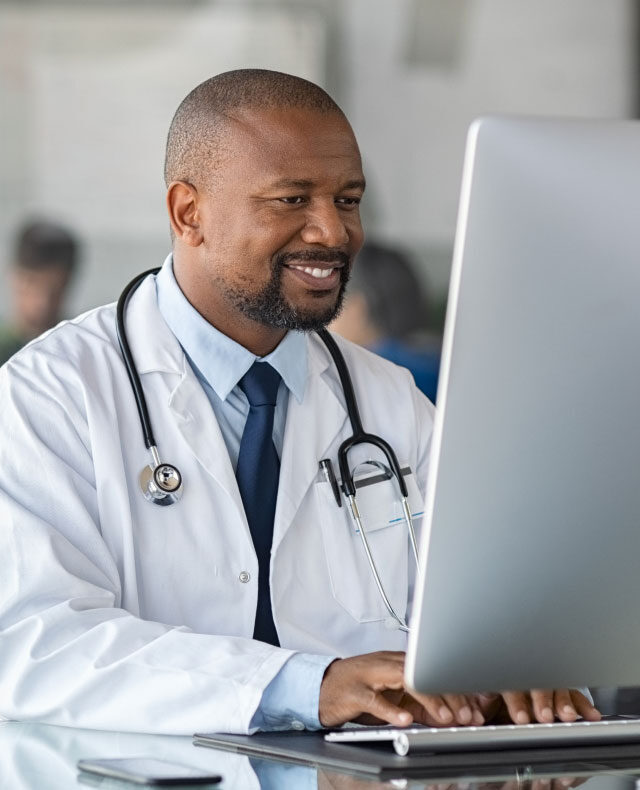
[116,268,419,631]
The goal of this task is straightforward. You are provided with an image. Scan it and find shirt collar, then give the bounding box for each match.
[156,255,307,403]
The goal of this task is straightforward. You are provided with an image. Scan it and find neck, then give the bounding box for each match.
[172,254,287,357]
[220,319,287,357]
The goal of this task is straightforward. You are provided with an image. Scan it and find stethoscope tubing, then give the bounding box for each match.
[117,270,418,628]
[116,268,162,451]
[317,328,410,501]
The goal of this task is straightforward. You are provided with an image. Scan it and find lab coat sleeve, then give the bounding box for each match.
[0,354,295,735]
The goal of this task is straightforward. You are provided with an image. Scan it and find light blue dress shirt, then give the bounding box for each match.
[155,257,334,731]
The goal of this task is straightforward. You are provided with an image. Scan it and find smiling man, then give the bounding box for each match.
[0,70,599,734]
[164,93,363,355]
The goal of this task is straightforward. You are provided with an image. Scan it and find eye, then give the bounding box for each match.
[278,196,306,205]
[335,196,362,208]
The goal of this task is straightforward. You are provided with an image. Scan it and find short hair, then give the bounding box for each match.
[349,242,430,338]
[164,69,345,186]
[13,220,79,275]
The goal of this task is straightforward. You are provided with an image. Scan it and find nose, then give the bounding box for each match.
[300,199,350,247]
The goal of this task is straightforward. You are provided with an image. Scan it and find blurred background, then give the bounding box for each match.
[0,0,636,328]
[0,0,638,708]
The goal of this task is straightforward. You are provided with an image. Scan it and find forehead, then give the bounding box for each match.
[213,106,364,186]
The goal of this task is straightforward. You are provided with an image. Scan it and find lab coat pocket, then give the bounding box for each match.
[315,465,423,623]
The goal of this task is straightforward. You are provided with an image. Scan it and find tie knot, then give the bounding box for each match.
[239,362,281,407]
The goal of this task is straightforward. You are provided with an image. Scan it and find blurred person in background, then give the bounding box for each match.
[331,241,441,403]
[0,219,80,365]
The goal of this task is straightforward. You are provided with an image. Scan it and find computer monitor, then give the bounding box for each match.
[406,116,640,695]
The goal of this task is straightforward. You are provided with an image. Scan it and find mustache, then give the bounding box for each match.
[276,249,351,267]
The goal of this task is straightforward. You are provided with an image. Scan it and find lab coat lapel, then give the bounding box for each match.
[168,372,245,517]
[126,271,246,522]
[273,334,349,551]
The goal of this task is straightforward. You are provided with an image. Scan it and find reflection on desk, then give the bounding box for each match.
[2,722,640,790]
[0,722,255,790]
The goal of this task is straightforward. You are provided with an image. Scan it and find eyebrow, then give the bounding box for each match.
[267,177,366,191]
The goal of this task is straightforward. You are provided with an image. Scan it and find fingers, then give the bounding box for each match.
[318,652,412,728]
[569,690,602,721]
[319,656,603,731]
[533,689,601,722]
[364,689,413,727]
[499,690,602,724]
[443,693,485,726]
[501,690,534,724]
[410,693,460,726]
[474,692,504,722]
[318,651,485,729]
[530,689,556,723]
[404,691,485,727]
[550,688,578,722]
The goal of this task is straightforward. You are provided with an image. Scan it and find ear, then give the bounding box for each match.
[166,181,204,247]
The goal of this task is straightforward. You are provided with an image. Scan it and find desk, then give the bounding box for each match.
[3,721,640,790]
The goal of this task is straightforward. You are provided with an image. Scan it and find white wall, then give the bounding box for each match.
[0,0,636,319]
[0,2,326,315]
[337,0,635,293]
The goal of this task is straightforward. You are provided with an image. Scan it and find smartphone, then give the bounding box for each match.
[77,757,222,786]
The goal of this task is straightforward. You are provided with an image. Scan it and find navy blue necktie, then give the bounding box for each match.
[236,361,282,646]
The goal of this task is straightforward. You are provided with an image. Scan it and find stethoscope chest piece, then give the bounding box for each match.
[139,462,183,506]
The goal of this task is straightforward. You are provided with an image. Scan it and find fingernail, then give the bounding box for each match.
[541,706,554,722]
[516,710,530,724]
[398,711,411,725]
[439,706,453,723]
[562,705,577,719]
[458,705,472,724]
[472,709,485,725]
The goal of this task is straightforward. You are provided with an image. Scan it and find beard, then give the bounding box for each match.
[221,249,351,332]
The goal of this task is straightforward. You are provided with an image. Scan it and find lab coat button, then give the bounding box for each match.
[291,720,305,731]
[238,571,251,583]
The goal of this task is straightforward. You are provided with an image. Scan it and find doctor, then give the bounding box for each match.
[0,69,598,734]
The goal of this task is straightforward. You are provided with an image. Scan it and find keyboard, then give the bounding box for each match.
[324,717,640,756]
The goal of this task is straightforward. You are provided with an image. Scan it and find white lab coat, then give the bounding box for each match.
[0,273,435,734]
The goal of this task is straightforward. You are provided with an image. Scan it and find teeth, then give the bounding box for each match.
[291,265,334,279]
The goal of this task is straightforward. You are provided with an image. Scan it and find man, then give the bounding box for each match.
[0,220,79,365]
[0,70,599,734]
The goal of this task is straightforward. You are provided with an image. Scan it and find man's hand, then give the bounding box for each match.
[319,651,485,728]
[318,652,601,728]
[476,689,601,725]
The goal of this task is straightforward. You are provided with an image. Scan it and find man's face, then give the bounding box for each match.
[183,106,365,334]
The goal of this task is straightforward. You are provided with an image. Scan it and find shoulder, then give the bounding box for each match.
[11,301,116,355]
[311,331,431,396]
[0,302,120,399]
[308,331,435,422]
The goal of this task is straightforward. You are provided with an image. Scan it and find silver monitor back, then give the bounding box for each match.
[406,116,640,695]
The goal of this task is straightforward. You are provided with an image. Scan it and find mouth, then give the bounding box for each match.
[285,263,342,280]
[282,259,345,291]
